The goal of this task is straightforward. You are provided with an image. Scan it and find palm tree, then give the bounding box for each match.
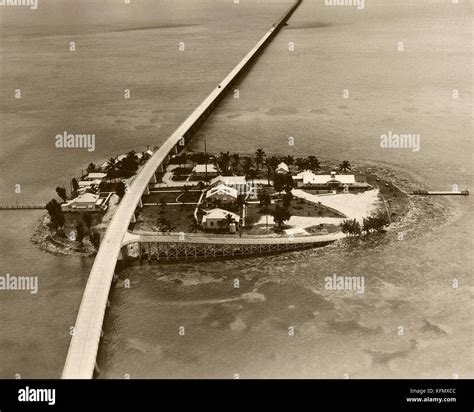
[106,158,118,181]
[230,155,240,174]
[339,160,352,173]
[307,156,320,172]
[265,156,280,185]
[283,155,294,166]
[217,151,231,174]
[254,148,266,172]
[246,168,258,186]
[242,157,254,175]
[295,157,309,171]
[224,213,236,228]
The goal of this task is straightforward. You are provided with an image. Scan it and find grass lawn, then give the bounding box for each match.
[135,204,198,232]
[144,191,202,204]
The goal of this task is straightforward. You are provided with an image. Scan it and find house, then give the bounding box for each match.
[276,162,289,174]
[292,170,370,192]
[210,175,249,196]
[201,208,240,230]
[61,193,103,212]
[85,172,107,181]
[192,164,219,178]
[206,184,238,207]
[78,179,102,188]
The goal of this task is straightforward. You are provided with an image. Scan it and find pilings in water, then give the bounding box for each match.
[121,239,333,264]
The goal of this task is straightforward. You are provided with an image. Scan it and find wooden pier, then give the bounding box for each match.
[0,205,45,210]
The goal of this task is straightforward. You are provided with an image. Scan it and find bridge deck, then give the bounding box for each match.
[62,0,302,379]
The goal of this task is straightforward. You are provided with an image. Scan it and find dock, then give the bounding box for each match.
[411,190,469,196]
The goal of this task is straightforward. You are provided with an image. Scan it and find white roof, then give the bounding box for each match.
[87,173,106,180]
[77,193,99,202]
[63,193,99,206]
[135,153,143,159]
[145,149,153,156]
[206,184,238,199]
[276,162,289,172]
[78,179,102,187]
[117,154,127,161]
[204,208,239,220]
[210,175,247,186]
[294,170,355,185]
[193,164,218,174]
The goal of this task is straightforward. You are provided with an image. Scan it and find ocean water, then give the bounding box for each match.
[1,0,472,378]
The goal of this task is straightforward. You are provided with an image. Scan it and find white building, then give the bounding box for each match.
[192,164,219,178]
[201,208,240,230]
[210,175,249,195]
[78,179,102,188]
[206,184,238,207]
[61,193,100,212]
[85,172,107,181]
[292,170,370,191]
[276,162,289,174]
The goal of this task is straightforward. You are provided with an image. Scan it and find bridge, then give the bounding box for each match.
[121,231,343,262]
[62,0,302,379]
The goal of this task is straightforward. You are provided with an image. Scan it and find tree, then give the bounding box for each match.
[246,168,258,186]
[86,163,96,173]
[122,151,138,173]
[188,218,201,233]
[363,210,390,234]
[231,154,240,173]
[258,190,271,210]
[283,155,294,166]
[235,194,246,213]
[106,158,118,181]
[295,157,309,171]
[273,173,294,194]
[46,199,65,231]
[217,151,231,174]
[266,156,280,185]
[282,191,293,209]
[339,160,352,172]
[75,223,84,244]
[271,205,291,229]
[254,148,266,171]
[156,217,176,232]
[56,186,67,202]
[341,218,361,237]
[115,181,126,199]
[71,178,79,193]
[242,157,254,175]
[90,232,101,250]
[82,213,92,234]
[307,156,320,172]
[224,213,236,228]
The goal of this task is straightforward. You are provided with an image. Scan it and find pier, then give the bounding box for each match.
[62,0,303,379]
[0,205,45,210]
[121,231,342,263]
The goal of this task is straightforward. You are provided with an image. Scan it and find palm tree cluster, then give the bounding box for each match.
[341,210,389,237]
[105,150,139,181]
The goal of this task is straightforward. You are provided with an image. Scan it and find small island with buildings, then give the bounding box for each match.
[33,146,410,259]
